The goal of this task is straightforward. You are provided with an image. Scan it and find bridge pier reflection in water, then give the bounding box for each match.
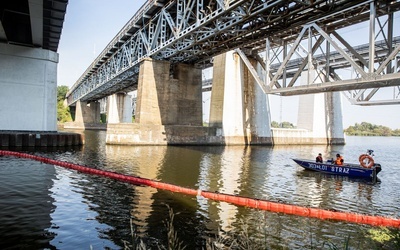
[2,130,398,248]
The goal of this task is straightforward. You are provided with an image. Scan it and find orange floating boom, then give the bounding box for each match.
[1,150,399,228]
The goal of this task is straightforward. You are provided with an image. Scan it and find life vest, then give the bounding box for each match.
[335,156,343,165]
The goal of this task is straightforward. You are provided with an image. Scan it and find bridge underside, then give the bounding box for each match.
[0,0,81,147]
[67,0,400,107]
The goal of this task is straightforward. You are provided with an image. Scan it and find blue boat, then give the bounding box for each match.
[293,151,382,180]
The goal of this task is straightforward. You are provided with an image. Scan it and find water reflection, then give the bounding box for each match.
[1,133,399,249]
[0,158,56,249]
[197,146,245,232]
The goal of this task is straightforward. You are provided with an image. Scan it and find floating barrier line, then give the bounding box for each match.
[1,150,399,228]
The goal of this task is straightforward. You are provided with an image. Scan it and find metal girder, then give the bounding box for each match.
[67,0,400,105]
[247,1,400,105]
[235,48,268,93]
[266,73,400,96]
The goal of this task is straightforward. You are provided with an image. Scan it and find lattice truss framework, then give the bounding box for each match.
[237,1,400,105]
[67,0,400,106]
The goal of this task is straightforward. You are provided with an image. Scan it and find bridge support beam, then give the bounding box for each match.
[107,93,132,123]
[106,58,207,145]
[297,70,345,144]
[64,100,105,130]
[0,43,83,146]
[135,58,203,125]
[0,44,57,131]
[209,51,272,144]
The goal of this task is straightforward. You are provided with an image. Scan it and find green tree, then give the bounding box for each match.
[281,121,295,128]
[57,85,69,103]
[57,85,72,123]
[344,122,398,136]
[271,121,295,128]
[271,121,279,128]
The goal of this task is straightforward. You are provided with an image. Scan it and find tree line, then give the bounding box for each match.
[271,120,399,136]
[344,122,400,136]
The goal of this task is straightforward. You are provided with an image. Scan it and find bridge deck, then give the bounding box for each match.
[67,0,400,105]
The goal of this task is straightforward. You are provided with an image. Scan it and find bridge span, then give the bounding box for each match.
[1,0,68,132]
[0,0,84,147]
[67,0,400,104]
[64,0,400,146]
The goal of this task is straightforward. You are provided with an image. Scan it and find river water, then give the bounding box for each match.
[0,131,399,249]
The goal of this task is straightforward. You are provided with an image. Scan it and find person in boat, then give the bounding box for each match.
[334,153,344,165]
[316,153,323,163]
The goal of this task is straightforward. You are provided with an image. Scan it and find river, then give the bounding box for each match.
[0,132,399,249]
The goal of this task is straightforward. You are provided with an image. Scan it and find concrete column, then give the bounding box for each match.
[74,101,100,124]
[209,51,245,138]
[325,92,345,144]
[297,70,345,144]
[0,43,58,131]
[136,59,169,125]
[135,58,202,125]
[209,51,272,144]
[107,93,132,123]
[246,63,273,142]
[172,63,203,125]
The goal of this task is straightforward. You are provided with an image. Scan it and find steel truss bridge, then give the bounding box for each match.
[67,0,400,106]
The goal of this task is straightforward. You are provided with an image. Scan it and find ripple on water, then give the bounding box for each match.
[1,135,399,249]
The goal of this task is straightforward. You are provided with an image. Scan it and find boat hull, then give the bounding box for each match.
[293,159,381,179]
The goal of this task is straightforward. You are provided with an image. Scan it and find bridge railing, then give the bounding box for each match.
[67,0,159,96]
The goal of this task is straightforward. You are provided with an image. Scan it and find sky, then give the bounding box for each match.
[57,1,400,130]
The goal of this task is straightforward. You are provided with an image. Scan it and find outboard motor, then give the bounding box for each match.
[375,163,382,174]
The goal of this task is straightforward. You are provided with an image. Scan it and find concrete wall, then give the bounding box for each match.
[106,123,220,145]
[271,128,332,145]
[105,124,339,145]
[0,43,58,131]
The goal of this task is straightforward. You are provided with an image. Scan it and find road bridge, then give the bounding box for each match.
[0,0,68,132]
[95,35,400,117]
[0,0,83,147]
[66,0,400,105]
[64,0,400,146]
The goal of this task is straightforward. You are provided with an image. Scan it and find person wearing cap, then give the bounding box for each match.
[334,153,344,165]
[316,153,323,163]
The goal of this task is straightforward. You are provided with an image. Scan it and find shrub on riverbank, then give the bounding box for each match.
[344,122,400,136]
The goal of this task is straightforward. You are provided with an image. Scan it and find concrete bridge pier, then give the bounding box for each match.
[0,44,83,147]
[65,100,105,130]
[0,44,58,132]
[105,53,344,145]
[106,58,208,145]
[105,53,273,145]
[107,93,133,123]
[297,70,345,144]
[209,51,273,145]
[135,58,203,126]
